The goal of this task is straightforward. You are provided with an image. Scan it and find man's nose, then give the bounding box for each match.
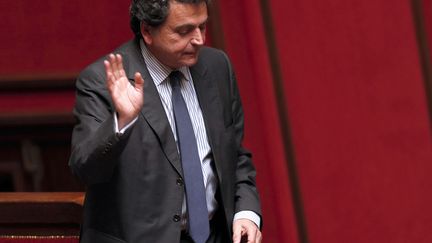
[191,28,204,45]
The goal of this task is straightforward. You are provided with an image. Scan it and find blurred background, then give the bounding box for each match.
[0,0,431,242]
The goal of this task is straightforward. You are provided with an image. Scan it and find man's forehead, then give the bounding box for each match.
[165,1,208,24]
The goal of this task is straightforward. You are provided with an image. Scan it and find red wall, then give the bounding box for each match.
[1,1,132,75]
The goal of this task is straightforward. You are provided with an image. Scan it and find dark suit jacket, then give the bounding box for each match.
[69,38,261,243]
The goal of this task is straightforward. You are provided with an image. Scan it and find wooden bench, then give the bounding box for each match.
[0,192,84,243]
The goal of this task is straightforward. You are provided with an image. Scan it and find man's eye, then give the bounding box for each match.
[177,27,192,35]
[178,30,187,35]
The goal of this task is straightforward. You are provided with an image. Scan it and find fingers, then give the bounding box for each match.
[232,222,244,243]
[104,60,115,92]
[105,53,144,90]
[104,59,112,76]
[108,54,117,80]
[115,54,126,79]
[233,219,262,243]
[111,54,119,79]
[117,54,124,73]
[105,53,126,80]
[256,230,262,243]
[246,225,258,243]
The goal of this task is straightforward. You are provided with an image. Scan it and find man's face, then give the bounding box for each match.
[141,1,208,69]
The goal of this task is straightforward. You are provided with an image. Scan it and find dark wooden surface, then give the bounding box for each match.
[0,192,84,236]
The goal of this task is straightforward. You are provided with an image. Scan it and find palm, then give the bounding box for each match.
[112,76,143,114]
[105,54,144,128]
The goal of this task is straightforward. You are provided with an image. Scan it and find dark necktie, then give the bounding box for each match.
[170,71,210,243]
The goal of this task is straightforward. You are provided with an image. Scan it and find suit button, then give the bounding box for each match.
[176,178,183,186]
[173,214,181,222]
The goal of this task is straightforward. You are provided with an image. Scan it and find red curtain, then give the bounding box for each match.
[217,1,300,242]
[267,0,432,242]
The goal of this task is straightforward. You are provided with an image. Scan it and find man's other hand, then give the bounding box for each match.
[233,219,262,243]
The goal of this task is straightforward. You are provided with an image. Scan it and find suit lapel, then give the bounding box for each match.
[123,39,182,176]
[190,62,225,181]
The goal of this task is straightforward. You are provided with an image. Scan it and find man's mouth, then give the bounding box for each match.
[183,52,197,57]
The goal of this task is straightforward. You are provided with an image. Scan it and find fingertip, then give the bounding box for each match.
[135,72,144,82]
[104,62,112,75]
[232,226,241,243]
[257,231,263,242]
[232,235,239,243]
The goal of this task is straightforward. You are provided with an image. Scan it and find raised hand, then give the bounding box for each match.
[104,54,144,129]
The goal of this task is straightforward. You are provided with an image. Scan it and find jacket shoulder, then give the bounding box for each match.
[197,46,233,74]
[78,39,137,80]
[199,46,228,62]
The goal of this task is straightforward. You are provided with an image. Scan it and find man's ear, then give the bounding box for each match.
[140,22,153,45]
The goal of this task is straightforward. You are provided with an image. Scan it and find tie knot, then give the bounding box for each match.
[169,71,183,88]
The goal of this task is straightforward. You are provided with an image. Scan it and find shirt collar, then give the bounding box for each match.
[139,39,190,86]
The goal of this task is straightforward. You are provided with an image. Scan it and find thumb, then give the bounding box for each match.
[134,72,144,91]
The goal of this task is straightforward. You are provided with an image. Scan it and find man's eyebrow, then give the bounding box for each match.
[174,24,195,30]
[199,19,208,26]
[174,19,208,30]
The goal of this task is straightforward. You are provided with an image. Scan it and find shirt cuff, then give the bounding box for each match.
[114,113,138,135]
[233,210,261,228]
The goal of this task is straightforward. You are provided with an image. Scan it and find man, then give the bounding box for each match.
[69,0,262,242]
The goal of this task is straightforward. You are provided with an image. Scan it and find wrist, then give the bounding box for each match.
[117,113,136,130]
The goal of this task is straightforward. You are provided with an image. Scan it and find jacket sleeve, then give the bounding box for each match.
[68,63,133,185]
[222,52,263,226]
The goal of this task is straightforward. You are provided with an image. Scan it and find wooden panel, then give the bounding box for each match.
[0,192,84,236]
[0,236,78,243]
